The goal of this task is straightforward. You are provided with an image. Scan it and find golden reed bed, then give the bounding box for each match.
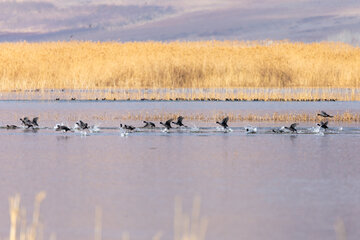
[0,41,359,101]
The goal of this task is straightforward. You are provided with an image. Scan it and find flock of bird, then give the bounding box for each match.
[0,111,336,135]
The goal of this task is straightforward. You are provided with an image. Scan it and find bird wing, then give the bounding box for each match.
[32,117,39,125]
[178,116,184,122]
[165,119,173,125]
[321,111,328,116]
[323,121,328,126]
[290,123,298,128]
[222,116,229,125]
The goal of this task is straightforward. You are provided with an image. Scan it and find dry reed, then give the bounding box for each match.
[8,192,46,240]
[0,41,359,101]
[6,193,207,240]
[4,192,348,240]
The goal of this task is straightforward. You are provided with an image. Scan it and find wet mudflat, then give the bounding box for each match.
[0,100,359,240]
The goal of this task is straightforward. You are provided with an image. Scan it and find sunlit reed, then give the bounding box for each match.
[7,192,207,240]
[8,192,46,240]
[0,41,359,101]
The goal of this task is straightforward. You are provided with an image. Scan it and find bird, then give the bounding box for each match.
[142,121,156,128]
[6,125,17,129]
[245,126,257,133]
[317,121,329,130]
[55,124,71,132]
[20,118,29,126]
[160,119,173,130]
[318,111,333,118]
[120,124,136,131]
[172,116,187,127]
[272,128,284,133]
[216,116,229,129]
[75,120,89,130]
[284,123,298,133]
[20,117,38,129]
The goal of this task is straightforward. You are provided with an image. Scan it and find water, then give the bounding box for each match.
[0,101,360,240]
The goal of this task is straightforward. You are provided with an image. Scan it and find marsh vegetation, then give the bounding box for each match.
[0,41,359,101]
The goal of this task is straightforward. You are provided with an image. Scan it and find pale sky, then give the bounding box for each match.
[0,0,360,44]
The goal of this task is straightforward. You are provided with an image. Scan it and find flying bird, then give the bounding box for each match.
[284,123,298,133]
[75,120,89,130]
[120,124,136,131]
[216,116,229,129]
[172,116,187,127]
[20,117,38,129]
[160,119,173,130]
[317,121,329,130]
[142,121,156,128]
[318,111,333,118]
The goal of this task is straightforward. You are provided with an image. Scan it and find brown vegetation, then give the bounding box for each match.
[0,41,359,100]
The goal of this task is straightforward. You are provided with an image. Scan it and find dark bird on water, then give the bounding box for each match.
[172,116,187,127]
[120,124,136,131]
[160,119,173,130]
[6,125,17,129]
[317,121,329,130]
[20,117,39,128]
[55,124,71,132]
[272,128,283,133]
[143,121,156,128]
[284,123,298,133]
[216,116,229,129]
[318,111,333,118]
[76,120,89,130]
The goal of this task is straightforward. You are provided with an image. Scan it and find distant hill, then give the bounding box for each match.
[1,0,360,44]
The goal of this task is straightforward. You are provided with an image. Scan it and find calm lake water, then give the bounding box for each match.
[0,101,360,240]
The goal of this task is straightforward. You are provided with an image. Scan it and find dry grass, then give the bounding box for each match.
[0,41,359,100]
[5,192,348,240]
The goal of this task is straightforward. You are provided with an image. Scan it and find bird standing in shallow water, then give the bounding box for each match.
[216,116,229,129]
[160,119,173,130]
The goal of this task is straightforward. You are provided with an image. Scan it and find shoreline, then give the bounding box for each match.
[0,87,359,101]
